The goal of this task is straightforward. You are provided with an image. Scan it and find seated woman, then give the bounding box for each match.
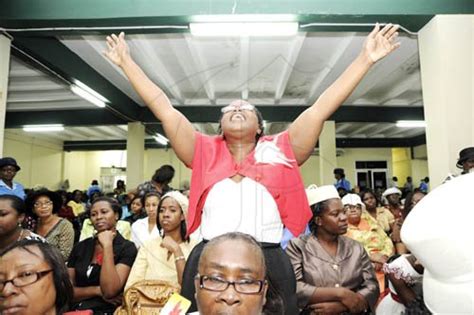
[67,190,86,217]
[131,192,160,248]
[80,214,132,241]
[376,254,425,315]
[125,191,197,290]
[390,190,427,255]
[360,190,395,234]
[0,195,44,253]
[123,195,146,224]
[67,197,137,314]
[28,189,75,260]
[0,238,73,315]
[342,193,394,292]
[286,186,379,314]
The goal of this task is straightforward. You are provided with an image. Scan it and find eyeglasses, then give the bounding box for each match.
[34,201,53,208]
[196,274,265,294]
[0,270,52,290]
[221,103,255,114]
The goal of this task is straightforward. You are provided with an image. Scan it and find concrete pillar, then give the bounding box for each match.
[126,122,145,190]
[319,120,337,186]
[418,15,474,188]
[0,35,11,155]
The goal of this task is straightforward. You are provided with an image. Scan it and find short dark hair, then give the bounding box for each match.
[152,165,175,185]
[199,232,266,275]
[156,195,189,242]
[0,194,25,215]
[91,196,122,218]
[333,168,345,177]
[0,239,73,314]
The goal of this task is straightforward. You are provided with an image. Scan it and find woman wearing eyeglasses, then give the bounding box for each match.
[27,189,75,261]
[0,239,73,315]
[105,23,400,314]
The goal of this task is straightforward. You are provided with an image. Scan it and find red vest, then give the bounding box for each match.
[187,130,312,237]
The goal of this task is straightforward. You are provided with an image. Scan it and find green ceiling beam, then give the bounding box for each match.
[12,36,142,121]
[2,0,473,35]
[63,134,427,151]
[6,106,424,128]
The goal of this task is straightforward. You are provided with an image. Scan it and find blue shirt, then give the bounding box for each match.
[280,225,311,249]
[0,180,26,200]
[335,178,351,191]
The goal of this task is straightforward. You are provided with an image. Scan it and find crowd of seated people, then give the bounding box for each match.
[0,175,434,315]
[0,149,451,315]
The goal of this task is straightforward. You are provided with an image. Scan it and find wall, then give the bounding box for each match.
[336,148,393,188]
[392,147,412,184]
[63,150,126,191]
[2,132,63,189]
[299,155,320,187]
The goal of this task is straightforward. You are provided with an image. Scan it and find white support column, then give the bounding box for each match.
[418,15,474,188]
[126,122,145,190]
[319,121,337,186]
[0,35,12,155]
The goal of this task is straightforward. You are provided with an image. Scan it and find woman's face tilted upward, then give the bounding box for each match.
[220,100,261,140]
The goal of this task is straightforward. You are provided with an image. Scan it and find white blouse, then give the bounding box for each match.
[201,177,283,243]
[131,217,160,248]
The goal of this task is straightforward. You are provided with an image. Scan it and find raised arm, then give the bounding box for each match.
[105,32,195,166]
[288,24,400,165]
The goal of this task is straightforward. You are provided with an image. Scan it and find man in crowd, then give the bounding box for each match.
[0,157,25,199]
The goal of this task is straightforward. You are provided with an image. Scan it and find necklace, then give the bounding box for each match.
[17,228,25,241]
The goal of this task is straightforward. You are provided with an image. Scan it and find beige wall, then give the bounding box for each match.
[392,148,412,184]
[63,150,127,190]
[336,148,393,188]
[3,132,63,189]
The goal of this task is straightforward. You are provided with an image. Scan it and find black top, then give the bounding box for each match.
[67,233,137,312]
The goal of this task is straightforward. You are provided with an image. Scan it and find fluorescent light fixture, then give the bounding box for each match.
[71,84,107,108]
[192,14,297,23]
[153,133,169,145]
[23,124,64,132]
[190,22,298,37]
[396,120,426,128]
[74,80,109,103]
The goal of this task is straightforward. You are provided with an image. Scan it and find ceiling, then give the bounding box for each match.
[3,0,471,150]
[6,31,425,147]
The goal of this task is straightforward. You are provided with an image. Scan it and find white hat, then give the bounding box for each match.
[341,194,363,206]
[382,187,402,197]
[401,173,474,314]
[305,184,340,206]
[161,191,189,218]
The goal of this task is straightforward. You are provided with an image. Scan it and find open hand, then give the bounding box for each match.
[104,32,130,67]
[363,23,400,64]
